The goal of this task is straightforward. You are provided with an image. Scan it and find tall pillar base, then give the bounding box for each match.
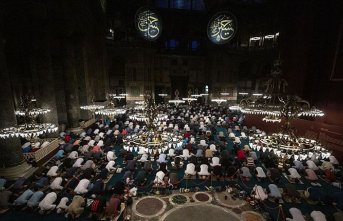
[0,162,36,180]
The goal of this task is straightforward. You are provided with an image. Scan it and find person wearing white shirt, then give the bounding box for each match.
[39,192,57,213]
[306,160,319,171]
[50,177,63,190]
[68,151,79,159]
[288,168,301,182]
[105,161,116,172]
[106,151,116,161]
[293,160,305,171]
[72,158,84,168]
[252,185,268,201]
[47,166,59,177]
[56,197,69,214]
[74,179,90,194]
[311,211,327,221]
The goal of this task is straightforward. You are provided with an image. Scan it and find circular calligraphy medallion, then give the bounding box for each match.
[135,7,162,41]
[207,11,237,44]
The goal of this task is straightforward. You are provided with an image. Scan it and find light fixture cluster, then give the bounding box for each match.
[168,90,185,106]
[0,123,58,139]
[0,96,57,139]
[250,132,328,155]
[15,108,51,116]
[262,115,282,123]
[80,104,105,111]
[95,108,126,116]
[211,98,227,105]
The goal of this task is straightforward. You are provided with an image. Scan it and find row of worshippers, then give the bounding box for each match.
[0,121,142,220]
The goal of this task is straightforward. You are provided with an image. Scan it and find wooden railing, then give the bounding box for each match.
[23,138,60,163]
[80,118,96,129]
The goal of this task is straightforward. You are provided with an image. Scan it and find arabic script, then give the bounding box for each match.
[209,14,235,42]
[137,10,160,39]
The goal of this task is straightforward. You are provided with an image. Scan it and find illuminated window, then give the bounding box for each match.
[155,0,205,10]
[165,39,179,49]
[205,85,209,93]
[190,40,199,50]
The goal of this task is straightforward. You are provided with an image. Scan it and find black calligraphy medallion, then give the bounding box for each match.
[135,7,162,41]
[207,11,237,44]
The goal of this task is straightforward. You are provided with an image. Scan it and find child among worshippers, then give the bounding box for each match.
[56,197,69,214]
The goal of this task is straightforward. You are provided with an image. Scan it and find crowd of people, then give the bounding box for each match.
[0,104,342,221]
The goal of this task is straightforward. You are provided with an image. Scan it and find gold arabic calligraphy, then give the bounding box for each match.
[209,14,234,42]
[137,11,160,39]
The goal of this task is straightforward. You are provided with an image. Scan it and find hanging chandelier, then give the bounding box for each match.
[168,90,185,106]
[80,104,105,111]
[0,96,58,139]
[190,88,202,98]
[211,98,227,105]
[239,60,324,125]
[182,90,197,104]
[108,93,125,100]
[94,94,127,117]
[129,91,168,128]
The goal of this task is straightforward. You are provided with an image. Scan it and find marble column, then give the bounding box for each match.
[0,36,31,179]
[63,37,81,128]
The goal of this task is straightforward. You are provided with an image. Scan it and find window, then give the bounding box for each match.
[190,40,199,50]
[170,0,191,9]
[165,39,179,49]
[155,0,205,10]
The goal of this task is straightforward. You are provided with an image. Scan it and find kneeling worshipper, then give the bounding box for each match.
[240,166,252,181]
[267,184,282,203]
[286,207,306,221]
[267,167,281,183]
[311,210,327,221]
[65,195,85,219]
[50,177,64,190]
[56,197,69,214]
[47,165,60,177]
[38,192,57,214]
[304,187,333,205]
[154,171,166,185]
[168,171,180,188]
[252,185,268,201]
[255,167,267,182]
[13,188,34,206]
[88,195,106,220]
[287,168,302,183]
[27,188,44,209]
[0,188,12,213]
[104,195,122,221]
[135,170,148,186]
[304,169,321,186]
[283,183,301,203]
[74,178,90,194]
